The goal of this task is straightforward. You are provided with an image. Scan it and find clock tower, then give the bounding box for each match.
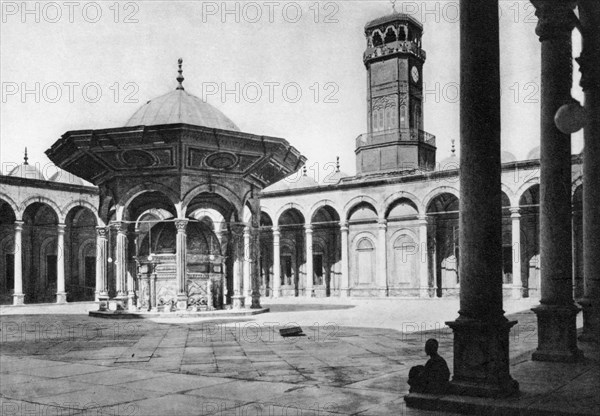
[356,12,436,175]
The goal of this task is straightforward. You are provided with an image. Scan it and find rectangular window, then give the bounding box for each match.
[85,257,96,288]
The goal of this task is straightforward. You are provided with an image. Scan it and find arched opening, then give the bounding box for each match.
[427,193,459,298]
[372,31,383,47]
[22,202,59,303]
[384,27,397,44]
[65,206,98,302]
[259,212,273,297]
[500,192,513,288]
[572,185,583,299]
[519,184,540,297]
[348,202,378,293]
[0,199,17,304]
[385,198,419,294]
[278,208,305,296]
[311,205,341,297]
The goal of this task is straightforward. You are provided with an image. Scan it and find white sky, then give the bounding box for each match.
[0,0,584,180]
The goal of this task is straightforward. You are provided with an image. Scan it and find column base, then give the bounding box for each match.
[272,288,280,298]
[531,303,584,362]
[306,288,313,298]
[232,295,245,309]
[419,287,431,298]
[340,288,350,297]
[445,317,519,398]
[12,293,24,305]
[98,293,109,311]
[176,294,188,311]
[578,298,600,343]
[127,292,136,310]
[250,293,261,309]
[56,292,67,304]
[112,295,126,311]
[511,286,523,299]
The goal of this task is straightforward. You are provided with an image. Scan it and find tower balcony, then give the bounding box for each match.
[356,128,436,149]
[364,41,426,64]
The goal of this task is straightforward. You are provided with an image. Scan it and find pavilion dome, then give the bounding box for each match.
[49,168,85,185]
[265,168,318,192]
[124,59,240,131]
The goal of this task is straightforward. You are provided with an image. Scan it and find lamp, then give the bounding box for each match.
[554,99,588,134]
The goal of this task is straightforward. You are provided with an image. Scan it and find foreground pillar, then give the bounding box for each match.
[531,0,583,361]
[272,226,281,298]
[95,226,109,309]
[377,219,388,296]
[250,219,261,309]
[175,219,188,311]
[340,221,349,297]
[232,225,245,309]
[56,223,67,303]
[510,208,523,299]
[418,215,429,297]
[578,0,600,343]
[305,224,313,297]
[444,0,518,397]
[12,221,24,305]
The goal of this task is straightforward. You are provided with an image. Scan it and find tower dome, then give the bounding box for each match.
[8,148,45,181]
[125,59,240,131]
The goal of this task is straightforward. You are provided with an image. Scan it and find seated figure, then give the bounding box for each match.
[408,338,450,394]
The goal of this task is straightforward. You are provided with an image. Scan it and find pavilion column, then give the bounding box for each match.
[305,224,313,297]
[272,226,281,298]
[531,0,583,362]
[418,215,429,298]
[377,219,388,296]
[56,223,67,304]
[114,221,127,309]
[243,226,252,305]
[95,226,108,308]
[443,0,518,398]
[340,221,349,297]
[578,0,600,343]
[232,225,245,309]
[218,230,228,307]
[250,219,262,309]
[510,207,523,299]
[12,221,24,305]
[175,219,188,311]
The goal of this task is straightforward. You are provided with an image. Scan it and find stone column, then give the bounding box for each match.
[114,221,127,309]
[340,221,350,297]
[531,0,583,362]
[250,221,262,309]
[510,207,523,299]
[418,215,429,298]
[175,219,188,311]
[272,226,281,298]
[305,224,313,297]
[243,226,252,305]
[232,225,245,309]
[377,219,388,295]
[578,0,600,343]
[12,221,24,305]
[95,226,109,308]
[56,223,67,304]
[444,0,518,398]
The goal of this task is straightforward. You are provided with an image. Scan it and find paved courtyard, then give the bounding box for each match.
[1,298,597,415]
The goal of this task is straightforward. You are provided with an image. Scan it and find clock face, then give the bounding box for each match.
[411,66,420,83]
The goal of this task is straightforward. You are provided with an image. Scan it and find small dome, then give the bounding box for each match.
[527,146,540,160]
[49,169,84,185]
[125,89,240,131]
[501,151,517,163]
[325,170,350,184]
[265,169,318,192]
[8,163,45,181]
[438,154,459,170]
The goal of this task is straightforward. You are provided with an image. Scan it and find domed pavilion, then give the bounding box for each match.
[46,59,306,312]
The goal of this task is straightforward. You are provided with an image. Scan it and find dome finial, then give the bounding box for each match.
[390,0,397,13]
[302,165,307,176]
[451,139,456,156]
[176,58,185,90]
[24,147,29,165]
[336,156,340,172]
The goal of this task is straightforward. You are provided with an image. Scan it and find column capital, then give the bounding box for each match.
[377,219,387,229]
[417,214,428,224]
[113,221,128,234]
[510,207,521,217]
[96,226,108,238]
[57,223,66,233]
[174,219,188,233]
[304,224,313,233]
[272,226,280,235]
[340,221,349,232]
[14,220,24,231]
[531,0,578,41]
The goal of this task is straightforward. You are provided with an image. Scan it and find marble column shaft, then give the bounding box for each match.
[175,219,188,310]
[272,226,281,298]
[377,219,388,294]
[418,215,429,297]
[531,0,582,362]
[340,222,349,297]
[95,226,108,301]
[305,224,313,297]
[56,223,67,303]
[12,221,24,305]
[510,208,523,298]
[115,222,128,298]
